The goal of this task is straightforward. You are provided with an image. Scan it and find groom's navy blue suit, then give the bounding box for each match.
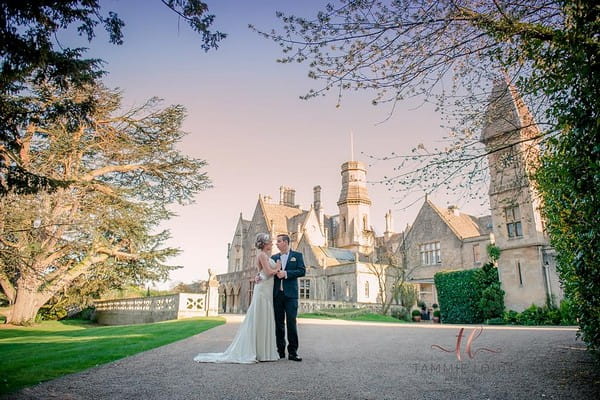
[271,250,305,358]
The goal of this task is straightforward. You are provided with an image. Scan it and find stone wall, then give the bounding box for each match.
[94,291,218,325]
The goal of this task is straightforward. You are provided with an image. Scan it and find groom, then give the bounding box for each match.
[271,234,305,361]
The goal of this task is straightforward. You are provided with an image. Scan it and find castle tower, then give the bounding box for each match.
[336,160,373,254]
[481,78,561,310]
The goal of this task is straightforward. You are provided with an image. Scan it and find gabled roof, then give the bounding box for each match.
[427,200,487,240]
[287,210,310,232]
[259,199,305,233]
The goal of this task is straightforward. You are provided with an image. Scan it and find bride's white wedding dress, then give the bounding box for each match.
[194,260,279,363]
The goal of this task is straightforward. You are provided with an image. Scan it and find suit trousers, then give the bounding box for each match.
[273,289,299,356]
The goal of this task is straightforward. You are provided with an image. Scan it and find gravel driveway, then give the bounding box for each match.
[5,315,599,399]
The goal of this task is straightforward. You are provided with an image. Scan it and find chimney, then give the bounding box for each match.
[384,210,394,237]
[280,186,296,207]
[313,185,321,211]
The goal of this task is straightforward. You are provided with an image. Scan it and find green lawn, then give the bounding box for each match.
[299,310,407,323]
[0,317,225,395]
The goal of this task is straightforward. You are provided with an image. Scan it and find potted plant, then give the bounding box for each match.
[411,309,422,322]
[433,310,441,323]
[431,303,440,322]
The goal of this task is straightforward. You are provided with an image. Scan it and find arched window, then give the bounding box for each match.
[364,281,370,297]
[345,281,350,298]
[331,282,336,299]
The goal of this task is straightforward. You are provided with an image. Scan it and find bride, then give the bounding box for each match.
[194,233,281,363]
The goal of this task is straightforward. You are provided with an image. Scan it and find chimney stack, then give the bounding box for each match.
[279,186,296,207]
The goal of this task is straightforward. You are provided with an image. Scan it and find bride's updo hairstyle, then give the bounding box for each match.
[255,233,270,250]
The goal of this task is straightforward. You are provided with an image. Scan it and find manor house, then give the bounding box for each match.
[216,80,563,314]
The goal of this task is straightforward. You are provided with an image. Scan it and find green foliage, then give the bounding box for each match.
[487,244,501,262]
[474,261,505,321]
[534,25,600,358]
[1,1,224,194]
[434,269,482,323]
[0,317,224,394]
[309,308,369,318]
[559,299,577,326]
[501,303,575,326]
[0,82,211,325]
[479,283,505,321]
[435,262,504,323]
[397,283,418,308]
[298,310,405,323]
[411,309,422,317]
[433,310,441,318]
[390,307,410,321]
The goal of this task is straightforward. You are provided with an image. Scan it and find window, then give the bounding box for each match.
[299,279,311,299]
[364,281,369,298]
[330,282,336,299]
[516,261,524,286]
[363,215,368,231]
[505,206,523,238]
[345,281,350,298]
[235,258,241,270]
[420,242,441,265]
[342,217,346,233]
[472,244,481,264]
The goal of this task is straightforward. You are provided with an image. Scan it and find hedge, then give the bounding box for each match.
[434,269,482,323]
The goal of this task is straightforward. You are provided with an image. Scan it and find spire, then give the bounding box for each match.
[481,77,538,144]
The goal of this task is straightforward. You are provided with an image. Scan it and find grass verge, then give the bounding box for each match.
[0,317,224,394]
[299,310,407,323]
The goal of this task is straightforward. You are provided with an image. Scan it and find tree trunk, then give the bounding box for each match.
[7,286,48,325]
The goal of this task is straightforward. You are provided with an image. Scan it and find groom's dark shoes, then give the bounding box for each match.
[279,352,285,359]
[288,354,302,362]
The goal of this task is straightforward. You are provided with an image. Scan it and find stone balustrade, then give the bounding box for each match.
[94,291,219,325]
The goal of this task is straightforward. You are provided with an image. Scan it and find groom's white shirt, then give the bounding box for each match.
[280,252,289,279]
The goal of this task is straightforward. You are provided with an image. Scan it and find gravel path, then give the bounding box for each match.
[5,316,599,400]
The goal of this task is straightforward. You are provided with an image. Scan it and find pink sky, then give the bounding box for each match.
[66,0,490,287]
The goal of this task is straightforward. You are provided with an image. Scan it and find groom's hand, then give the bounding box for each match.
[276,270,286,279]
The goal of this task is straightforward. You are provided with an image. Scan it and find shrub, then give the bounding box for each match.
[398,283,418,308]
[486,317,506,325]
[559,299,577,325]
[503,304,572,326]
[479,283,505,321]
[433,310,441,318]
[411,309,422,317]
[503,310,519,324]
[391,307,410,321]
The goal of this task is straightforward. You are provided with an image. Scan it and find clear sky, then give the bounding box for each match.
[64,0,489,287]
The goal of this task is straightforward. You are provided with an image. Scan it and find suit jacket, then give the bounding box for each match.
[271,250,306,298]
